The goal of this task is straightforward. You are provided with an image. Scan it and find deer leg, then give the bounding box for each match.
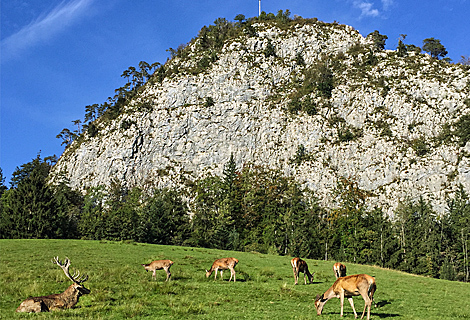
[228,267,235,282]
[360,296,371,320]
[152,270,156,280]
[164,267,171,281]
[340,292,344,317]
[348,297,357,318]
[214,268,218,280]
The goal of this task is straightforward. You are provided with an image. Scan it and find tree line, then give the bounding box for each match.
[0,154,468,283]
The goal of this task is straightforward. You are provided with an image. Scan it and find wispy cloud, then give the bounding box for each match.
[1,0,93,63]
[353,1,380,17]
[381,0,394,10]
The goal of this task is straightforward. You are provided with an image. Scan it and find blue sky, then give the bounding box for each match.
[1,0,469,184]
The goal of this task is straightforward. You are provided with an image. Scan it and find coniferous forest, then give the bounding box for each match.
[1,154,468,283]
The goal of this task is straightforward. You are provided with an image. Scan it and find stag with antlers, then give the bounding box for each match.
[16,257,90,313]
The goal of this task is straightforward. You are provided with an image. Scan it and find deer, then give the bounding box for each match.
[314,274,376,320]
[333,262,347,279]
[141,260,174,281]
[16,257,90,313]
[205,257,238,282]
[291,257,314,285]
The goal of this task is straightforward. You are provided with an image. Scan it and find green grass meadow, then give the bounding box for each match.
[1,240,469,319]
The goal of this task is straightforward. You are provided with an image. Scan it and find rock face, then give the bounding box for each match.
[51,19,470,215]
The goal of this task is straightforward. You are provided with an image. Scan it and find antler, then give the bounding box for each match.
[52,256,88,284]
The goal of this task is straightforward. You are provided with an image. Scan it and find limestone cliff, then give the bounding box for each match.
[51,18,470,215]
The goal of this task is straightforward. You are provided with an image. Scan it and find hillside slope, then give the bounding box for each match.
[51,17,470,215]
[1,239,469,319]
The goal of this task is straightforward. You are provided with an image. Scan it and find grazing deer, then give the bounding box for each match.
[16,257,90,313]
[333,262,347,279]
[141,260,174,281]
[314,274,376,320]
[291,257,314,285]
[205,258,238,282]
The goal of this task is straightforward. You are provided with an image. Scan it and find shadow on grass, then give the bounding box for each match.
[322,310,400,319]
[375,300,392,308]
[374,300,399,318]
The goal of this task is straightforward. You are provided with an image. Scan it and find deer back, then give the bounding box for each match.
[16,283,90,313]
[143,259,174,271]
[332,274,374,297]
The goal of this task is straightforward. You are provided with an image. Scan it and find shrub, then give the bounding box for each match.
[410,137,429,156]
[454,114,470,147]
[204,97,215,107]
[264,39,276,58]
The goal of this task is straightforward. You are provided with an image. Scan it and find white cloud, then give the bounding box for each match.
[381,0,394,10]
[353,1,380,17]
[1,0,93,63]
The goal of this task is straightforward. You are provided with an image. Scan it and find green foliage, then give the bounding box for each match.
[422,37,448,59]
[287,95,317,115]
[204,96,215,107]
[336,123,363,143]
[2,154,470,282]
[263,39,276,58]
[410,137,430,156]
[367,30,388,51]
[313,63,335,98]
[138,189,190,245]
[234,14,245,24]
[454,114,470,147]
[87,123,99,137]
[287,59,335,116]
[394,197,441,277]
[295,52,305,66]
[120,119,136,130]
[0,155,79,239]
[406,44,422,54]
[397,40,408,57]
[289,144,312,165]
[0,169,7,198]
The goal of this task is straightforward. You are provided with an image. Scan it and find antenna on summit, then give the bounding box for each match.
[258,0,261,16]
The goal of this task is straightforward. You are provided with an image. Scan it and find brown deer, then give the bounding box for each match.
[333,262,347,279]
[291,257,314,285]
[314,274,376,320]
[205,257,238,282]
[141,260,174,281]
[16,257,90,313]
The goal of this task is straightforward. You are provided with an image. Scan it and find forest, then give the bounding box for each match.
[0,154,468,283]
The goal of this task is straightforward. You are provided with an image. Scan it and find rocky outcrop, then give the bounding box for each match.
[51,20,470,215]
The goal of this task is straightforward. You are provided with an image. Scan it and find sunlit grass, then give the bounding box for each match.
[1,239,469,319]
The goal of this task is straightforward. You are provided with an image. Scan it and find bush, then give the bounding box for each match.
[204,97,215,107]
[410,137,429,156]
[454,114,470,147]
[264,39,276,58]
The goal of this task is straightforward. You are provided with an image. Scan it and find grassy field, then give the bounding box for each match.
[1,239,469,319]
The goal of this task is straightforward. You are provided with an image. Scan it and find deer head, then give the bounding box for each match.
[52,256,90,295]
